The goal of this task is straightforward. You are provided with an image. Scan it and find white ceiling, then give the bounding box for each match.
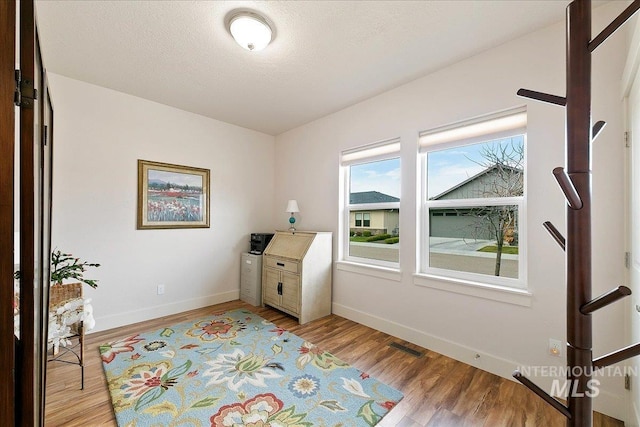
[35,1,587,136]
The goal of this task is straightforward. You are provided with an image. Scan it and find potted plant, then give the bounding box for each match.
[50,250,100,288]
[13,249,101,288]
[48,250,100,358]
[13,250,100,361]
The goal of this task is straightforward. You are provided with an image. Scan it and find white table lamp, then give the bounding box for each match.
[286,200,299,231]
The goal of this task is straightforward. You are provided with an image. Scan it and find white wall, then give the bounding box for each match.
[275,2,631,422]
[49,73,276,332]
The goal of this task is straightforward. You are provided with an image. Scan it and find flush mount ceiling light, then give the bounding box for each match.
[228,11,273,51]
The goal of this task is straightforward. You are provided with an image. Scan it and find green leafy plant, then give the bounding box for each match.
[50,250,101,288]
[366,234,391,242]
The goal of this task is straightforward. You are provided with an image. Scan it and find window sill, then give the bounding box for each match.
[413,273,532,307]
[336,261,402,282]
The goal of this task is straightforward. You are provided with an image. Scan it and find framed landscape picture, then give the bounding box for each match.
[137,160,210,229]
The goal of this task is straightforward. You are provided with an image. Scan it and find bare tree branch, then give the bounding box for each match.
[463,138,523,276]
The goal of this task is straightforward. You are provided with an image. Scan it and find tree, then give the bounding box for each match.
[466,139,523,276]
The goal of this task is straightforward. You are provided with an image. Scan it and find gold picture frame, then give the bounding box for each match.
[137,160,210,229]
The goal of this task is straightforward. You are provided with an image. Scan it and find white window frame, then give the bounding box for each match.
[340,138,401,270]
[418,108,527,290]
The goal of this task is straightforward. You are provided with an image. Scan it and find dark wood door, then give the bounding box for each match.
[0,1,17,423]
[1,0,53,425]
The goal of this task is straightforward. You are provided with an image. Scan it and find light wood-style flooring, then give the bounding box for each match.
[45,300,624,426]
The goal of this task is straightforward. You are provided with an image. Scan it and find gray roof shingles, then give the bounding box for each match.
[350,191,400,204]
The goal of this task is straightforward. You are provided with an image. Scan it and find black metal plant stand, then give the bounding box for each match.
[512,1,640,425]
[47,324,85,390]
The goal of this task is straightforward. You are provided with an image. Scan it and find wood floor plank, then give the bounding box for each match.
[44,300,625,426]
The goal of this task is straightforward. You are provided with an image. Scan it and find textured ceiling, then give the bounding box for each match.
[35,1,589,136]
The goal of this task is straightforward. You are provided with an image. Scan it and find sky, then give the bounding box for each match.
[350,158,401,198]
[349,136,524,200]
[148,169,203,187]
[428,136,524,198]
[427,143,491,198]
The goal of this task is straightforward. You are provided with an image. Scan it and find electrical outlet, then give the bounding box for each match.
[157,284,165,295]
[549,339,562,357]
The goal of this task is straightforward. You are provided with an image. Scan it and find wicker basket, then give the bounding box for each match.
[49,282,84,337]
[50,282,83,308]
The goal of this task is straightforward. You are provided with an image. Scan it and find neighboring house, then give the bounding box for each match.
[430,165,522,241]
[349,191,399,236]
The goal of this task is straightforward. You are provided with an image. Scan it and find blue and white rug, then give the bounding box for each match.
[100,309,403,426]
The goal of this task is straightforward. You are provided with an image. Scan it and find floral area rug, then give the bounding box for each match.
[100,309,403,426]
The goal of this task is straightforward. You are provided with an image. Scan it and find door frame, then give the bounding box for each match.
[0,1,16,422]
[1,1,51,424]
[622,15,640,427]
[17,0,37,423]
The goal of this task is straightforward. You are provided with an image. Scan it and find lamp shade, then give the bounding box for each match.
[285,200,299,213]
[229,12,272,51]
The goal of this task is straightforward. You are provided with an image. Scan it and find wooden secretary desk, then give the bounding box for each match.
[261,231,332,324]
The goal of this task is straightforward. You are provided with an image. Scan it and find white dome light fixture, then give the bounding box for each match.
[228,11,273,51]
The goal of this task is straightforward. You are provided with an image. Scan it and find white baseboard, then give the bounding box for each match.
[332,302,626,422]
[90,290,239,333]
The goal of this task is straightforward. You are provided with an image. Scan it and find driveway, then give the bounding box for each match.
[348,237,518,278]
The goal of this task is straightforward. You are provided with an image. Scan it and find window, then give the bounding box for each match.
[340,138,401,268]
[419,108,526,288]
[363,213,371,227]
[354,212,371,227]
